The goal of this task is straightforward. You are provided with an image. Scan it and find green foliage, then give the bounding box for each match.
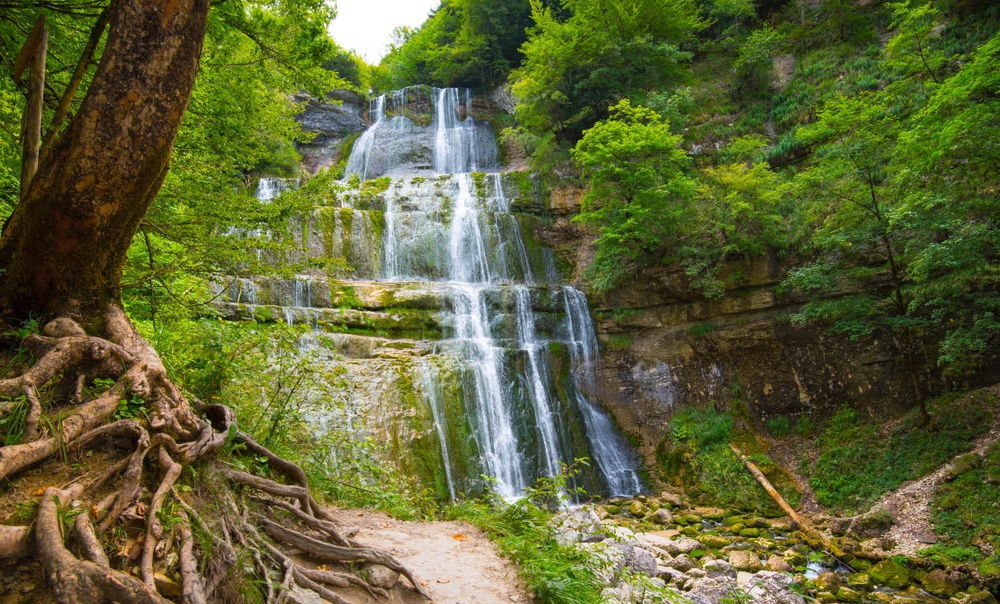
[607,335,632,350]
[734,26,786,87]
[572,100,694,293]
[376,0,539,90]
[931,441,1000,553]
[805,400,991,512]
[883,0,946,90]
[766,416,790,439]
[510,0,705,147]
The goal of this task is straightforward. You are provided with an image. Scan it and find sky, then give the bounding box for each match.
[328,0,440,64]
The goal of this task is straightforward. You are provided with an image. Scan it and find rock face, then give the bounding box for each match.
[295,90,367,174]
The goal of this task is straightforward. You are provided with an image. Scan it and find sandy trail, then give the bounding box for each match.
[323,508,527,604]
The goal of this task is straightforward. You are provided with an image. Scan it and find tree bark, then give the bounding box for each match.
[0,0,210,328]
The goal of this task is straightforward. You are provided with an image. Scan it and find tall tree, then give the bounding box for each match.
[0,1,426,602]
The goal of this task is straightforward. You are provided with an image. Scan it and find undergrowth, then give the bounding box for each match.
[929,440,1000,563]
[657,407,801,514]
[803,394,992,513]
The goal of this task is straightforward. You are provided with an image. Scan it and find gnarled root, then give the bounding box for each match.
[0,321,430,604]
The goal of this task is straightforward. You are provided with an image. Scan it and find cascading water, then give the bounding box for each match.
[335,88,641,499]
[222,87,642,500]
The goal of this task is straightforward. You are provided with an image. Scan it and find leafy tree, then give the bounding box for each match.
[733,26,786,92]
[884,0,946,94]
[684,136,791,299]
[572,100,694,292]
[510,0,706,148]
[787,93,929,421]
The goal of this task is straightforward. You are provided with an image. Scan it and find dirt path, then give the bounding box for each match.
[324,508,527,604]
[873,387,1000,557]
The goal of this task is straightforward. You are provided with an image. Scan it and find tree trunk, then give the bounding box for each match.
[0,0,210,328]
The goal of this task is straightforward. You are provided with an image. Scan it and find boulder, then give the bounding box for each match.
[870,559,911,588]
[837,587,865,603]
[678,539,706,554]
[699,535,730,549]
[765,555,792,572]
[638,533,681,556]
[746,572,805,604]
[578,541,630,585]
[629,501,647,517]
[652,508,674,525]
[783,549,808,567]
[951,592,999,604]
[739,528,760,538]
[702,559,737,580]
[665,554,697,573]
[550,507,603,546]
[661,492,683,508]
[813,572,842,592]
[686,577,746,604]
[847,572,873,590]
[657,566,689,588]
[728,551,764,572]
[626,547,659,577]
[848,509,895,540]
[922,569,960,598]
[816,593,837,603]
[364,564,400,589]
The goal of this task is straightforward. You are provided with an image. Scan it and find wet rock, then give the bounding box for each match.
[699,535,730,549]
[837,587,864,603]
[849,558,872,572]
[626,547,659,577]
[629,501,647,516]
[870,559,911,588]
[813,572,842,592]
[652,508,674,525]
[816,592,837,603]
[847,572,873,590]
[783,548,808,567]
[365,563,400,589]
[766,555,792,572]
[951,591,999,604]
[728,551,763,572]
[921,569,960,598]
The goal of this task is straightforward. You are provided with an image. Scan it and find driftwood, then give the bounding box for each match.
[730,443,847,559]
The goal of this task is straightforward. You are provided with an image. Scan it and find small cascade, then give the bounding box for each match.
[344,86,498,180]
[418,360,457,501]
[256,177,297,202]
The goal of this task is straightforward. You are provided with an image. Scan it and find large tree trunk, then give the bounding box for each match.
[0,0,209,327]
[0,4,430,603]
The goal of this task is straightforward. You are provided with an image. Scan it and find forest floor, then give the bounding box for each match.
[324,508,527,604]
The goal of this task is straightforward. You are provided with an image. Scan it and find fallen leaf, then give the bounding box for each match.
[317,565,329,571]
[357,512,365,517]
[437,578,451,584]
[452,533,468,541]
[90,506,99,518]
[419,580,430,587]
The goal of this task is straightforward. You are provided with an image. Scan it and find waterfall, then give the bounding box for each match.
[296,86,644,500]
[344,86,499,180]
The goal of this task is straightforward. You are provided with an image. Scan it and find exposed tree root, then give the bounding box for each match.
[0,323,431,604]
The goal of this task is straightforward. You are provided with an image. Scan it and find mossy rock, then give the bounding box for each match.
[849,558,872,572]
[816,592,837,603]
[740,528,761,538]
[681,514,702,524]
[700,535,731,549]
[947,453,982,480]
[847,573,873,590]
[722,515,744,526]
[951,592,999,604]
[837,587,865,603]
[675,516,689,526]
[629,501,646,516]
[729,523,745,534]
[870,559,911,588]
[682,527,700,537]
[604,505,621,515]
[784,549,808,567]
[746,517,770,529]
[921,569,960,598]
